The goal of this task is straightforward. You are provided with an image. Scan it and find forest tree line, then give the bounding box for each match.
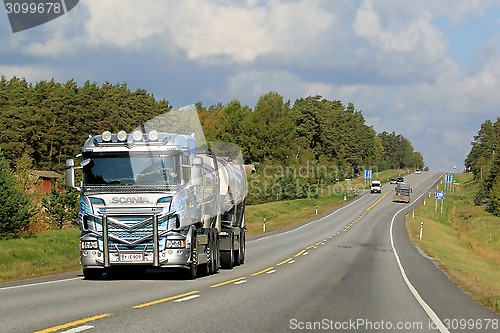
[465,117,500,216]
[0,76,424,238]
[0,77,424,174]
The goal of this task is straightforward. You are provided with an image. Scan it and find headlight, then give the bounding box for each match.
[117,130,127,141]
[148,130,159,141]
[166,239,186,248]
[101,131,112,142]
[81,240,99,250]
[132,130,143,141]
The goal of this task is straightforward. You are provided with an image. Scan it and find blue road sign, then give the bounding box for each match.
[365,169,372,179]
[435,191,445,200]
[445,173,453,184]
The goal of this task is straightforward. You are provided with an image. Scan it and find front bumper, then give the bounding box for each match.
[80,247,191,269]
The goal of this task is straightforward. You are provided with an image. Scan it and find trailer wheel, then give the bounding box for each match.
[233,229,245,266]
[220,230,234,269]
[208,231,219,275]
[213,233,220,274]
[239,228,246,265]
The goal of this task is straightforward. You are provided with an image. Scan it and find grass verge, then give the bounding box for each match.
[406,173,500,315]
[0,228,81,281]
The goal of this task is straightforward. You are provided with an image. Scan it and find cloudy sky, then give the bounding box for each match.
[1,0,500,172]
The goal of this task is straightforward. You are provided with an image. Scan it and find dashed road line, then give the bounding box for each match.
[132,290,199,309]
[250,267,275,276]
[34,314,111,333]
[210,277,246,288]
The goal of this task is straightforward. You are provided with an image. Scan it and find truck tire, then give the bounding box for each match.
[185,231,198,279]
[220,230,234,269]
[213,232,220,274]
[83,268,103,280]
[239,228,246,265]
[197,231,212,277]
[233,228,246,266]
[208,230,219,275]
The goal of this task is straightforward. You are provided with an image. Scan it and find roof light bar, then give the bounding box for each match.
[148,130,159,141]
[132,130,143,141]
[117,131,127,142]
[101,131,112,142]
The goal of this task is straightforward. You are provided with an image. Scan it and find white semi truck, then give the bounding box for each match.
[66,129,247,279]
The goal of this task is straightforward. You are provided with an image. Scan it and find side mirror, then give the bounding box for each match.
[191,166,202,186]
[65,159,76,189]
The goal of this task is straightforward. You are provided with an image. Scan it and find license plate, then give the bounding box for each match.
[120,253,143,262]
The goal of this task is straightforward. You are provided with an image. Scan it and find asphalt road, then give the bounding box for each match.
[1,172,498,333]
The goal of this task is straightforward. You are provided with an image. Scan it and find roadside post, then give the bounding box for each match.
[263,216,266,232]
[419,222,423,240]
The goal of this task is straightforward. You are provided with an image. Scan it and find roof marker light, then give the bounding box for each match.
[132,130,143,141]
[117,131,127,142]
[148,130,159,141]
[102,131,112,142]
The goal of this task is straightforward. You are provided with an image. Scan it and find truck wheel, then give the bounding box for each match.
[233,242,240,266]
[213,234,220,274]
[221,250,233,269]
[220,230,234,269]
[83,268,103,280]
[208,231,219,275]
[197,233,211,278]
[185,233,198,279]
[206,233,214,276]
[239,229,246,265]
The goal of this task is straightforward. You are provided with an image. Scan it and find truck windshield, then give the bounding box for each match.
[83,154,181,186]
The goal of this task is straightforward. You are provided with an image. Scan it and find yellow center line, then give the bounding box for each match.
[306,245,315,250]
[343,191,390,232]
[277,258,293,266]
[210,277,246,288]
[315,241,322,246]
[133,290,200,309]
[34,313,111,333]
[294,249,306,257]
[250,267,274,276]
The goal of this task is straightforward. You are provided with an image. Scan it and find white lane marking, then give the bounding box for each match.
[174,294,200,302]
[288,260,295,264]
[61,325,94,333]
[0,277,82,291]
[390,176,449,333]
[234,280,247,285]
[267,270,276,274]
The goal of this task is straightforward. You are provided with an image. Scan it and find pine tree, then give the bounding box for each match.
[0,149,33,238]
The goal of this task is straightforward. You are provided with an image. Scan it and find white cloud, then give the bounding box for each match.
[75,0,334,63]
[4,0,500,171]
[83,0,166,50]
